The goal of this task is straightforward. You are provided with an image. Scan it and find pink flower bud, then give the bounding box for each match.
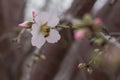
[92,18,103,31]
[18,22,27,28]
[74,30,86,40]
[18,21,33,29]
[94,18,102,25]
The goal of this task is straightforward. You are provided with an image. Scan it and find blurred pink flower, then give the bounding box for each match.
[94,18,102,25]
[92,18,103,31]
[74,30,86,40]
[31,12,61,48]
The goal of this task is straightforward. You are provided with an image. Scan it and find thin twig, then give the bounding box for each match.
[101,32,120,48]
[110,32,120,36]
[12,29,26,43]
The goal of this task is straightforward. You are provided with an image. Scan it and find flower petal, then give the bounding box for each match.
[46,29,61,43]
[35,12,50,25]
[35,12,59,27]
[31,33,46,48]
[31,24,40,38]
[47,13,60,27]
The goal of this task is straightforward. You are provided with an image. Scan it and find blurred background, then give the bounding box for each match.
[0,0,120,80]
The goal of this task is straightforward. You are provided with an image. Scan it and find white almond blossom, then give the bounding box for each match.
[31,12,61,48]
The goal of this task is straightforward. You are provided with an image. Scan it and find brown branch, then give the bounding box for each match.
[20,48,40,80]
[67,0,96,17]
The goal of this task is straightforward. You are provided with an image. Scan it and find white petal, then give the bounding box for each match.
[31,33,46,48]
[47,13,60,27]
[31,24,40,38]
[35,12,59,27]
[35,12,50,25]
[46,29,61,43]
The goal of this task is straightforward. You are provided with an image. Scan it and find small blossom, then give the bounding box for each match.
[31,12,61,48]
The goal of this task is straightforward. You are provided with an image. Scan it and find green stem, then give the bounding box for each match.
[57,25,71,29]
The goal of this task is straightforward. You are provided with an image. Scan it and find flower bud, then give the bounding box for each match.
[87,68,93,74]
[94,18,102,25]
[18,21,33,29]
[94,38,105,46]
[74,28,91,40]
[93,18,102,31]
[78,63,86,70]
[40,54,46,60]
[34,56,39,62]
[74,30,85,40]
[83,14,93,24]
[74,20,84,28]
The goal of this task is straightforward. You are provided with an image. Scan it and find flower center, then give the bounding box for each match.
[40,22,50,37]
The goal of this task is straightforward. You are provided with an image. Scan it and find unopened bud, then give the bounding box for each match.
[74,30,86,40]
[94,49,100,52]
[87,67,93,74]
[94,18,102,25]
[18,21,33,29]
[40,54,46,60]
[94,38,105,46]
[34,56,39,62]
[93,18,102,31]
[83,14,93,24]
[74,28,91,40]
[78,63,86,70]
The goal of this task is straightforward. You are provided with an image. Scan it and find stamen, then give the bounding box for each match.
[40,22,50,37]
